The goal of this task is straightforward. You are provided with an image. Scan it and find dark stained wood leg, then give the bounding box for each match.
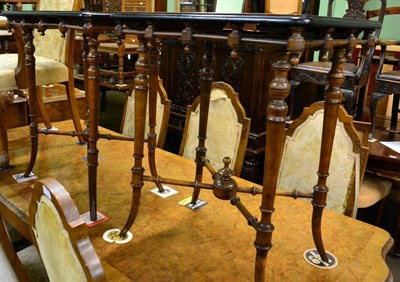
[117,41,125,86]
[389,94,399,134]
[191,41,214,205]
[312,47,346,262]
[369,91,386,139]
[121,36,149,237]
[82,33,90,141]
[22,26,38,177]
[255,59,291,281]
[0,92,13,170]
[84,22,100,221]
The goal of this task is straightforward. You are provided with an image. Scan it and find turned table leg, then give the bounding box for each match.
[22,26,38,177]
[83,20,100,221]
[121,34,149,236]
[311,47,346,262]
[191,41,214,205]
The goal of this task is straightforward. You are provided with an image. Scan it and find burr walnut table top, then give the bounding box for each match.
[0,120,393,281]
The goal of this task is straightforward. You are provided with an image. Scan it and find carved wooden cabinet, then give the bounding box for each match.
[160,39,284,183]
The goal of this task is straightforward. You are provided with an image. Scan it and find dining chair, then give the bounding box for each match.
[179,81,250,176]
[0,0,84,142]
[1,200,49,282]
[368,6,400,139]
[352,121,392,222]
[289,0,387,121]
[278,101,392,218]
[85,0,145,88]
[29,177,106,282]
[121,76,171,148]
[278,101,369,217]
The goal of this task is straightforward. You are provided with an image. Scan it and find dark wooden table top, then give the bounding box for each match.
[368,130,400,176]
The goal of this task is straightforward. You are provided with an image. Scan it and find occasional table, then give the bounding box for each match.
[2,10,382,280]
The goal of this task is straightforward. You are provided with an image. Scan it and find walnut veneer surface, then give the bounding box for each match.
[0,121,393,281]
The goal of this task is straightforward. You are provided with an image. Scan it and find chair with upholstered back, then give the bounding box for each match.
[1,0,84,139]
[290,0,387,120]
[278,101,392,218]
[368,7,400,138]
[179,81,250,176]
[29,177,105,281]
[1,194,49,281]
[121,77,171,148]
[352,121,392,221]
[278,101,369,217]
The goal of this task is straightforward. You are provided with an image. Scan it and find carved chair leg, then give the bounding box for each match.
[369,91,387,139]
[63,81,85,144]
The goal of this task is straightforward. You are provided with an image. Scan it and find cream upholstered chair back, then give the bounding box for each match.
[33,0,78,63]
[121,77,171,148]
[29,178,106,282]
[278,101,369,217]
[179,81,250,176]
[264,0,302,14]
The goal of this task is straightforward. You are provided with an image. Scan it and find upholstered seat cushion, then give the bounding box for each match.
[0,53,19,91]
[295,61,358,77]
[0,53,68,91]
[358,174,392,208]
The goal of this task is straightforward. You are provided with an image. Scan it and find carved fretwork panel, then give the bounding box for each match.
[343,0,365,20]
[106,0,122,12]
[221,55,244,93]
[177,51,199,107]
